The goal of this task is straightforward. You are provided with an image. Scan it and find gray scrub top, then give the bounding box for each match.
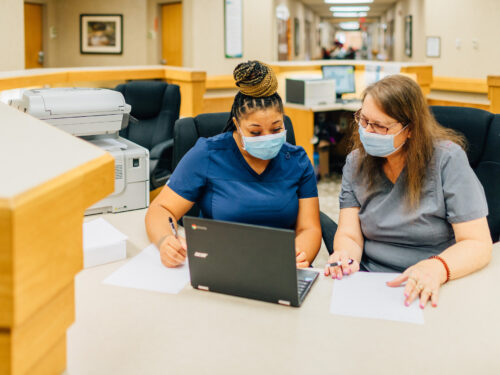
[340,141,488,273]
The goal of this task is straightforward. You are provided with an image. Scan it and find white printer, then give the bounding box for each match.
[10,87,150,215]
[285,78,337,107]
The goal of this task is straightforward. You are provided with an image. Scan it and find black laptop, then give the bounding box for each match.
[184,216,319,307]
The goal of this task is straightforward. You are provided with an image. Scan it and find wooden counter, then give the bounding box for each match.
[0,66,207,117]
[0,103,114,375]
[488,75,500,114]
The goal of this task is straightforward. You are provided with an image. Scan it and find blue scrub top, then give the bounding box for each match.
[167,131,318,229]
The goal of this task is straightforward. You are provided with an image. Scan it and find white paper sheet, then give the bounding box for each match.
[329,272,424,325]
[102,244,190,294]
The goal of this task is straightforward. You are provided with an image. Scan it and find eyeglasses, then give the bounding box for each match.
[354,110,407,135]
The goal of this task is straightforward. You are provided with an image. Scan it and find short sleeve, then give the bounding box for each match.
[167,138,209,202]
[339,152,361,209]
[440,144,488,223]
[297,150,318,199]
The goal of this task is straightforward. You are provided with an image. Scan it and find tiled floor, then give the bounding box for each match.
[315,173,342,266]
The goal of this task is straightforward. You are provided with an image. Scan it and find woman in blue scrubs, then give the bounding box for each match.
[146,61,321,268]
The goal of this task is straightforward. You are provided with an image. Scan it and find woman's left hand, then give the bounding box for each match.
[386,259,447,309]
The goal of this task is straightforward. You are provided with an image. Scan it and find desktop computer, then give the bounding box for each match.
[321,65,356,103]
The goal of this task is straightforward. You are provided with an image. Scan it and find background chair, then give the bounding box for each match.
[171,112,338,252]
[115,80,180,190]
[431,106,500,242]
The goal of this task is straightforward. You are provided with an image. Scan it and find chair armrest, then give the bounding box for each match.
[150,139,174,160]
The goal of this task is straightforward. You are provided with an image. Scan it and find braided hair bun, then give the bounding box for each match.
[233,61,278,98]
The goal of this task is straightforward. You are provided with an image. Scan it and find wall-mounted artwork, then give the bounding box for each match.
[426,36,441,58]
[224,0,243,58]
[404,15,412,57]
[80,14,123,54]
[294,18,300,57]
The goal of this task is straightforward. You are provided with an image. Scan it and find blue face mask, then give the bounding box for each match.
[239,128,287,160]
[358,123,408,157]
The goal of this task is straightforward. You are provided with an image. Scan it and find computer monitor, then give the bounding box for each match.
[321,65,355,100]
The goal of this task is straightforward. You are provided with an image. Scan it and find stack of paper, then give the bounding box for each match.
[83,218,128,268]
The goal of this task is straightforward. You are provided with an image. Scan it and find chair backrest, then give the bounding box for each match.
[430,106,500,242]
[116,80,180,151]
[172,112,296,170]
[172,112,296,219]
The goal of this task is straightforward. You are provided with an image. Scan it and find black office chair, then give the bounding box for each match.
[115,80,181,190]
[431,106,500,242]
[172,112,338,250]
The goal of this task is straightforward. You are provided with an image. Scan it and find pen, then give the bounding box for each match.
[328,259,354,268]
[168,217,178,238]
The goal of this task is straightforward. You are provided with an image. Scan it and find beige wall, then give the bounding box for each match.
[388,0,425,62]
[424,0,500,78]
[50,0,148,67]
[384,0,500,78]
[182,0,275,76]
[274,0,322,61]
[0,0,24,71]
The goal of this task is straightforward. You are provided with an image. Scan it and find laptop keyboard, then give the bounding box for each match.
[297,269,319,302]
[298,279,311,297]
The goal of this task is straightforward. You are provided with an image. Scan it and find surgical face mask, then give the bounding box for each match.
[358,123,408,157]
[238,127,287,160]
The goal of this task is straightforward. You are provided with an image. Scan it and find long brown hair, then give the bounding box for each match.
[351,75,465,209]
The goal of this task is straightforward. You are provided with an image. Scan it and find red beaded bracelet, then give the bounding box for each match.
[429,255,450,283]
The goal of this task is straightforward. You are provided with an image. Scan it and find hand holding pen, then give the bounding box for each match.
[157,217,187,268]
[324,249,360,280]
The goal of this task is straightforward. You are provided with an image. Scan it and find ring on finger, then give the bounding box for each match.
[423,288,432,295]
[408,277,417,284]
[416,284,424,291]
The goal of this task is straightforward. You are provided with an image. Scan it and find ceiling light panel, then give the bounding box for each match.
[330,6,370,12]
[325,0,373,4]
[333,12,368,17]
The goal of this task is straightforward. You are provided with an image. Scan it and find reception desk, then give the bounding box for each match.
[0,66,206,117]
[269,60,433,96]
[0,103,114,374]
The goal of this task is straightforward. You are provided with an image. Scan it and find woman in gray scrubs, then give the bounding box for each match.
[324,75,492,309]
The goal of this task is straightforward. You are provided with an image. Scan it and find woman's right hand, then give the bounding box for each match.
[158,235,187,268]
[324,249,360,279]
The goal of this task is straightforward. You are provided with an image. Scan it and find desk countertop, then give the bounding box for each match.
[0,102,108,199]
[68,209,500,374]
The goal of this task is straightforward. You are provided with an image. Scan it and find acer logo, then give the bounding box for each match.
[191,224,207,230]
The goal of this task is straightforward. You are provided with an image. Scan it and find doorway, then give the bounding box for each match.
[24,3,44,69]
[161,2,183,66]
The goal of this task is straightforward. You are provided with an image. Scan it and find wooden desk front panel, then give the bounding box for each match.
[0,283,73,375]
[0,154,113,327]
[284,106,314,162]
[0,154,113,375]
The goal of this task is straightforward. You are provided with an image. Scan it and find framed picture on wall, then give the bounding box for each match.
[224,0,243,58]
[404,15,412,57]
[80,14,123,54]
[426,36,441,57]
[294,18,300,57]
